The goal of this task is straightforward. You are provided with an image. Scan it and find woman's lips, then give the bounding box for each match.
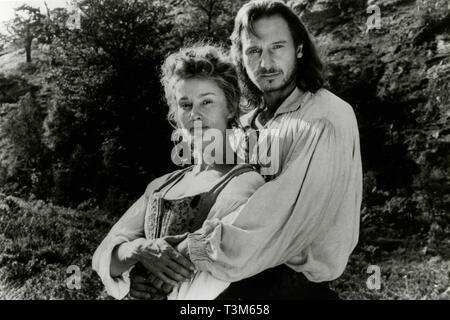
[190,126,209,133]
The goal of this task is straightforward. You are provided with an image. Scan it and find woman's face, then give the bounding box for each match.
[174,78,233,138]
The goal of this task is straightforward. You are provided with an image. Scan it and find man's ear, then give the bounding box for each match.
[296,44,303,59]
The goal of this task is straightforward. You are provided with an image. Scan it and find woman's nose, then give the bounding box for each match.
[190,113,202,121]
[189,107,202,121]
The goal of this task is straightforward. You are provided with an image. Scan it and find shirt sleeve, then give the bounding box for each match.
[91,174,169,299]
[170,170,265,300]
[206,170,266,221]
[187,117,363,283]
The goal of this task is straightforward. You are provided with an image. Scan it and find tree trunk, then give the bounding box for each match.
[25,25,32,63]
[207,1,214,36]
[25,41,32,63]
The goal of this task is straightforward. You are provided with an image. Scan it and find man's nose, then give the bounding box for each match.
[260,49,274,70]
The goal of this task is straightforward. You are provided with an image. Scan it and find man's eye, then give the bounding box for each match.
[247,48,260,55]
[202,100,213,105]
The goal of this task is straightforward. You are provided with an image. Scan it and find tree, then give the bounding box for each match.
[172,0,246,44]
[2,0,247,213]
[8,5,45,63]
[0,32,10,52]
[44,0,177,212]
[2,93,51,198]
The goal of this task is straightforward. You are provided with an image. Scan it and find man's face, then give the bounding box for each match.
[241,14,301,94]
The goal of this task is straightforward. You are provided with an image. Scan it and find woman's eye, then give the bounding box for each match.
[179,103,192,110]
[273,44,283,49]
[202,100,213,105]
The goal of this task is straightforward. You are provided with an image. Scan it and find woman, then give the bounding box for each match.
[92,44,265,300]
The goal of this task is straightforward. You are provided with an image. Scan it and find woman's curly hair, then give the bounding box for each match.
[161,43,241,128]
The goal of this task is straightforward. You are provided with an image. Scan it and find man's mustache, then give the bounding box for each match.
[257,68,282,76]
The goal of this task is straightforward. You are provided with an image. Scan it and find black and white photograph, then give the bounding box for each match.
[0,0,448,303]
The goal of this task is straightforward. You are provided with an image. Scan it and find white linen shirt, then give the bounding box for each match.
[186,87,363,283]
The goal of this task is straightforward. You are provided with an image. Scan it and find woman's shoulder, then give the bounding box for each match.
[144,166,193,197]
[221,165,265,197]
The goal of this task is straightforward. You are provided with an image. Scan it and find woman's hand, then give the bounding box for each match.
[132,234,195,286]
[129,265,172,300]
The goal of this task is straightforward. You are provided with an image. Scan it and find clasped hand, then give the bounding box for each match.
[130,233,194,299]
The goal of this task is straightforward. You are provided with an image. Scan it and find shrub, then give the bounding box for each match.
[0,194,114,299]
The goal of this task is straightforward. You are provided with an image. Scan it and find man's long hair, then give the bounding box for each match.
[230,0,324,109]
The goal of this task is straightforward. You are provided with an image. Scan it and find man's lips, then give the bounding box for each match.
[259,72,281,78]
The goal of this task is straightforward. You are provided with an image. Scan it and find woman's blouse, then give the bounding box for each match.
[186,88,363,283]
[92,164,265,299]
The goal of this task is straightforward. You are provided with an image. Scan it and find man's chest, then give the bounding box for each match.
[237,112,306,177]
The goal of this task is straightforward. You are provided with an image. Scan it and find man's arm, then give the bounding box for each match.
[130,171,264,300]
[185,118,362,282]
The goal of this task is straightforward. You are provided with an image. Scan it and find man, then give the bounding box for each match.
[130,0,362,299]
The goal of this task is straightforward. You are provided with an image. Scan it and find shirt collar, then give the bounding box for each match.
[238,108,259,130]
[272,87,306,117]
[238,87,308,129]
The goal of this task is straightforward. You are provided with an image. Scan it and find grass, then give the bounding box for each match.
[330,245,450,300]
[0,192,448,300]
[0,193,112,299]
[0,47,25,77]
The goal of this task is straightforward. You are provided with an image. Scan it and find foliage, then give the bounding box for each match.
[172,0,247,45]
[0,73,38,103]
[1,93,52,199]
[6,5,46,63]
[0,193,447,300]
[0,0,258,214]
[330,245,450,300]
[0,193,112,299]
[19,0,179,213]
[0,33,10,52]
[0,0,448,299]
[295,0,450,246]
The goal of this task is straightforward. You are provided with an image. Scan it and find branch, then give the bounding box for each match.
[44,1,51,20]
[186,0,211,15]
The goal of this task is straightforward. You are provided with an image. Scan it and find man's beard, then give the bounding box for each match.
[255,68,297,94]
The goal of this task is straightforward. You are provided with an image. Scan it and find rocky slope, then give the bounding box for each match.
[295,0,449,239]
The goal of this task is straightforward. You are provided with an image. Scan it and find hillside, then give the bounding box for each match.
[0,0,448,300]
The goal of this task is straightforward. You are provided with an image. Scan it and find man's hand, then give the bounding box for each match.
[175,238,191,261]
[129,233,195,299]
[129,265,172,300]
[133,234,195,286]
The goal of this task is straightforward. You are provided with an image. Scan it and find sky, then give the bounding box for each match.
[0,0,70,33]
